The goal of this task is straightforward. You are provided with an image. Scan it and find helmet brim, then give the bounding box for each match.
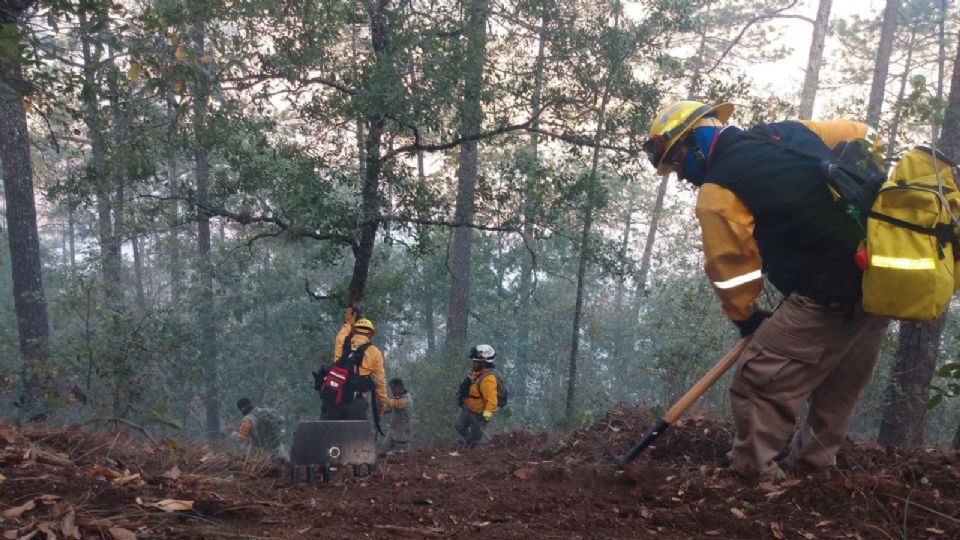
[655,102,734,175]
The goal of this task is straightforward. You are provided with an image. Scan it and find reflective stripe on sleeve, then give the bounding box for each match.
[712,269,763,290]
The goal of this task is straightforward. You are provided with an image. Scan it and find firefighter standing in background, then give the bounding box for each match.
[455,344,499,448]
[384,377,413,451]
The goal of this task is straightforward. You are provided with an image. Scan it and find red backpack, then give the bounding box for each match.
[319,342,373,406]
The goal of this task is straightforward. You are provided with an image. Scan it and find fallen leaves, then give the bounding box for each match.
[0,426,17,444]
[109,526,137,540]
[160,466,181,480]
[729,507,746,519]
[85,465,144,487]
[112,473,144,487]
[61,509,80,539]
[512,468,530,480]
[1,500,36,519]
[135,498,194,512]
[86,464,123,480]
[770,521,785,539]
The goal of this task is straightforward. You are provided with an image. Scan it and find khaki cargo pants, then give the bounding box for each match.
[729,293,888,479]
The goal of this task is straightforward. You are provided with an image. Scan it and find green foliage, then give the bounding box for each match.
[927,362,960,409]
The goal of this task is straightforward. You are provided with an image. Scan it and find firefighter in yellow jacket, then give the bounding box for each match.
[322,309,388,422]
[455,344,499,448]
[643,101,889,481]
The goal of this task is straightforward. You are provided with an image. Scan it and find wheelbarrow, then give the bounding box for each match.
[289,420,377,484]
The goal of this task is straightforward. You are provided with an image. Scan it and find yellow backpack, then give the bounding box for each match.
[862,146,960,320]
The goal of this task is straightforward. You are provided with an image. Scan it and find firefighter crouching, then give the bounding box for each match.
[227,397,289,463]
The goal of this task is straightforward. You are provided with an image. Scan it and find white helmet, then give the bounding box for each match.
[469,344,496,363]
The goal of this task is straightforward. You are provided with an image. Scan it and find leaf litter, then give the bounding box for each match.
[0,406,957,539]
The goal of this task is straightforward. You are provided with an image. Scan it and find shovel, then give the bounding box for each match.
[615,336,752,466]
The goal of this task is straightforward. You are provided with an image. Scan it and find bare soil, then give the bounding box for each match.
[2,407,958,539]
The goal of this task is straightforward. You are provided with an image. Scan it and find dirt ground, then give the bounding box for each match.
[2,407,958,539]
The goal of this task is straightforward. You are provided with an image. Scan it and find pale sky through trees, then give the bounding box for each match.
[743,0,884,114]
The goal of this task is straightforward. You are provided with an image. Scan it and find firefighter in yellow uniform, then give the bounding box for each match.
[322,310,388,424]
[643,101,889,481]
[455,344,498,448]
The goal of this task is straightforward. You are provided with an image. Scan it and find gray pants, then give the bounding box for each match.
[455,408,491,448]
[387,438,410,452]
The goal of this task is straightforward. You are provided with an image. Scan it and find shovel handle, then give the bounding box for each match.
[663,336,752,423]
[618,337,752,466]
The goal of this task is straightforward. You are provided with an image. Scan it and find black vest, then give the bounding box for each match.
[705,121,864,306]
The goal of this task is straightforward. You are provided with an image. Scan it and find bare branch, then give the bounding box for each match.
[527,127,637,154]
[704,2,813,76]
[79,417,158,445]
[376,215,521,233]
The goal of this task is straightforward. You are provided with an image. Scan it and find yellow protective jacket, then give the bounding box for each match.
[334,326,388,415]
[696,119,871,322]
[334,322,351,361]
[462,368,498,419]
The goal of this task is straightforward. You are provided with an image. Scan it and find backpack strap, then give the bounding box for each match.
[740,126,881,184]
[350,342,373,371]
[339,331,354,362]
[868,212,958,258]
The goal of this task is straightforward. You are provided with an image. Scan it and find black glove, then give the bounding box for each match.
[733,310,772,337]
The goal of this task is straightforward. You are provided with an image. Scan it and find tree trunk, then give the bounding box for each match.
[612,206,632,401]
[78,9,121,302]
[193,19,220,441]
[165,93,182,303]
[68,202,76,278]
[940,28,960,453]
[566,201,594,424]
[346,1,393,306]
[877,316,945,448]
[566,8,619,424]
[940,31,960,159]
[885,28,916,160]
[865,0,900,129]
[513,7,548,414]
[933,0,947,145]
[635,174,669,298]
[0,19,51,405]
[798,0,832,119]
[132,232,147,312]
[444,0,489,352]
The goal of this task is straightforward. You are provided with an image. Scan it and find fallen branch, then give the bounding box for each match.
[373,525,445,537]
[883,493,960,525]
[80,417,158,445]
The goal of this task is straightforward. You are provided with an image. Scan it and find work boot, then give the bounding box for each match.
[728,464,787,485]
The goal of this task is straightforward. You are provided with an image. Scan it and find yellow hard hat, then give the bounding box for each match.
[353,318,375,334]
[644,101,734,175]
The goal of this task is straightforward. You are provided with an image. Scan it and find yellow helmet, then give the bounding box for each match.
[644,101,734,175]
[353,318,375,334]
